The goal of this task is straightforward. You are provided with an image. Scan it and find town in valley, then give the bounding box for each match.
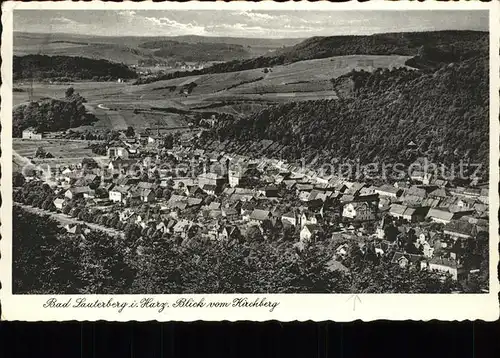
[11,10,490,294]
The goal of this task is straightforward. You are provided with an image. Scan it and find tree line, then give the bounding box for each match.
[13,87,97,136]
[13,206,460,294]
[133,30,487,85]
[199,55,489,180]
[13,54,137,81]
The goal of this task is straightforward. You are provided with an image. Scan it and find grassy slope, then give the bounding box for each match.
[13,55,411,130]
[14,32,302,65]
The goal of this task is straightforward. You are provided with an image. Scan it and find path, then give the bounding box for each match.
[15,203,124,238]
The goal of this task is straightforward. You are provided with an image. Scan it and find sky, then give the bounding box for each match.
[14,10,488,38]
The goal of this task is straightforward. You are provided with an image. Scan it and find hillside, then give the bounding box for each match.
[14,32,300,65]
[275,30,487,64]
[133,30,488,84]
[201,55,489,178]
[13,54,137,81]
[138,40,251,62]
[12,89,98,136]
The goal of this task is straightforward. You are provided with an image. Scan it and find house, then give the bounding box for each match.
[22,127,43,140]
[427,257,464,280]
[300,224,324,242]
[185,185,202,196]
[342,201,377,222]
[425,208,455,224]
[65,186,93,200]
[443,220,476,240]
[109,186,130,203]
[479,188,488,204]
[108,158,137,172]
[462,188,481,199]
[207,201,221,211]
[198,172,226,188]
[83,190,96,199]
[258,186,279,198]
[391,252,425,269]
[300,211,318,228]
[140,188,155,203]
[282,211,297,226]
[64,223,83,235]
[374,185,402,198]
[429,188,448,199]
[249,209,272,224]
[222,207,239,219]
[410,171,432,185]
[53,198,66,210]
[219,226,241,242]
[147,136,162,145]
[202,184,217,196]
[325,259,349,274]
[107,147,130,160]
[402,207,426,222]
[345,182,365,196]
[173,220,192,238]
[228,168,251,188]
[187,197,203,208]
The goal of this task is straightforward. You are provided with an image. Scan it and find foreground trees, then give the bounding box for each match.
[13,207,459,294]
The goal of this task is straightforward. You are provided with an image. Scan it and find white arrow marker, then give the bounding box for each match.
[347,294,362,311]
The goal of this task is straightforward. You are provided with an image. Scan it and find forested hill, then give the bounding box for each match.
[134,30,488,85]
[138,40,251,62]
[13,54,137,81]
[203,55,489,177]
[274,30,487,64]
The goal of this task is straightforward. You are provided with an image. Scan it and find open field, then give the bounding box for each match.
[13,55,413,130]
[14,32,301,66]
[13,138,108,170]
[14,139,97,158]
[128,55,412,106]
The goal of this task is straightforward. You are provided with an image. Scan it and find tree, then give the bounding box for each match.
[65,87,75,98]
[35,147,47,158]
[82,157,98,170]
[125,126,135,138]
[13,172,25,187]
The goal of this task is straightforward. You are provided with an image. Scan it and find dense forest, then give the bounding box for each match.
[13,87,97,136]
[13,54,137,81]
[199,55,489,179]
[138,40,250,62]
[13,206,459,294]
[274,30,487,65]
[134,30,488,85]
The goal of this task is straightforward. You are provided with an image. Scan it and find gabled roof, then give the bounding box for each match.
[282,211,295,219]
[389,204,407,216]
[429,257,462,269]
[391,251,423,264]
[426,208,454,221]
[250,209,271,221]
[187,197,202,206]
[303,224,324,233]
[375,184,402,195]
[430,188,448,198]
[68,186,92,194]
[111,185,130,194]
[443,220,476,237]
[208,201,221,210]
[203,184,217,191]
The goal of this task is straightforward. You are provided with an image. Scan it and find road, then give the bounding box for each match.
[15,203,124,238]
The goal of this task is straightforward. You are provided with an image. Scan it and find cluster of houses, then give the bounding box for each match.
[17,132,489,284]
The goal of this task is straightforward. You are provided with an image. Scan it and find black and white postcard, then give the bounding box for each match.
[1,1,498,321]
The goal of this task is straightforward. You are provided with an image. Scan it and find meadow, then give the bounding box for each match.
[12,54,412,132]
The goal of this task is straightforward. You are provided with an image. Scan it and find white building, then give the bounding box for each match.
[22,127,43,140]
